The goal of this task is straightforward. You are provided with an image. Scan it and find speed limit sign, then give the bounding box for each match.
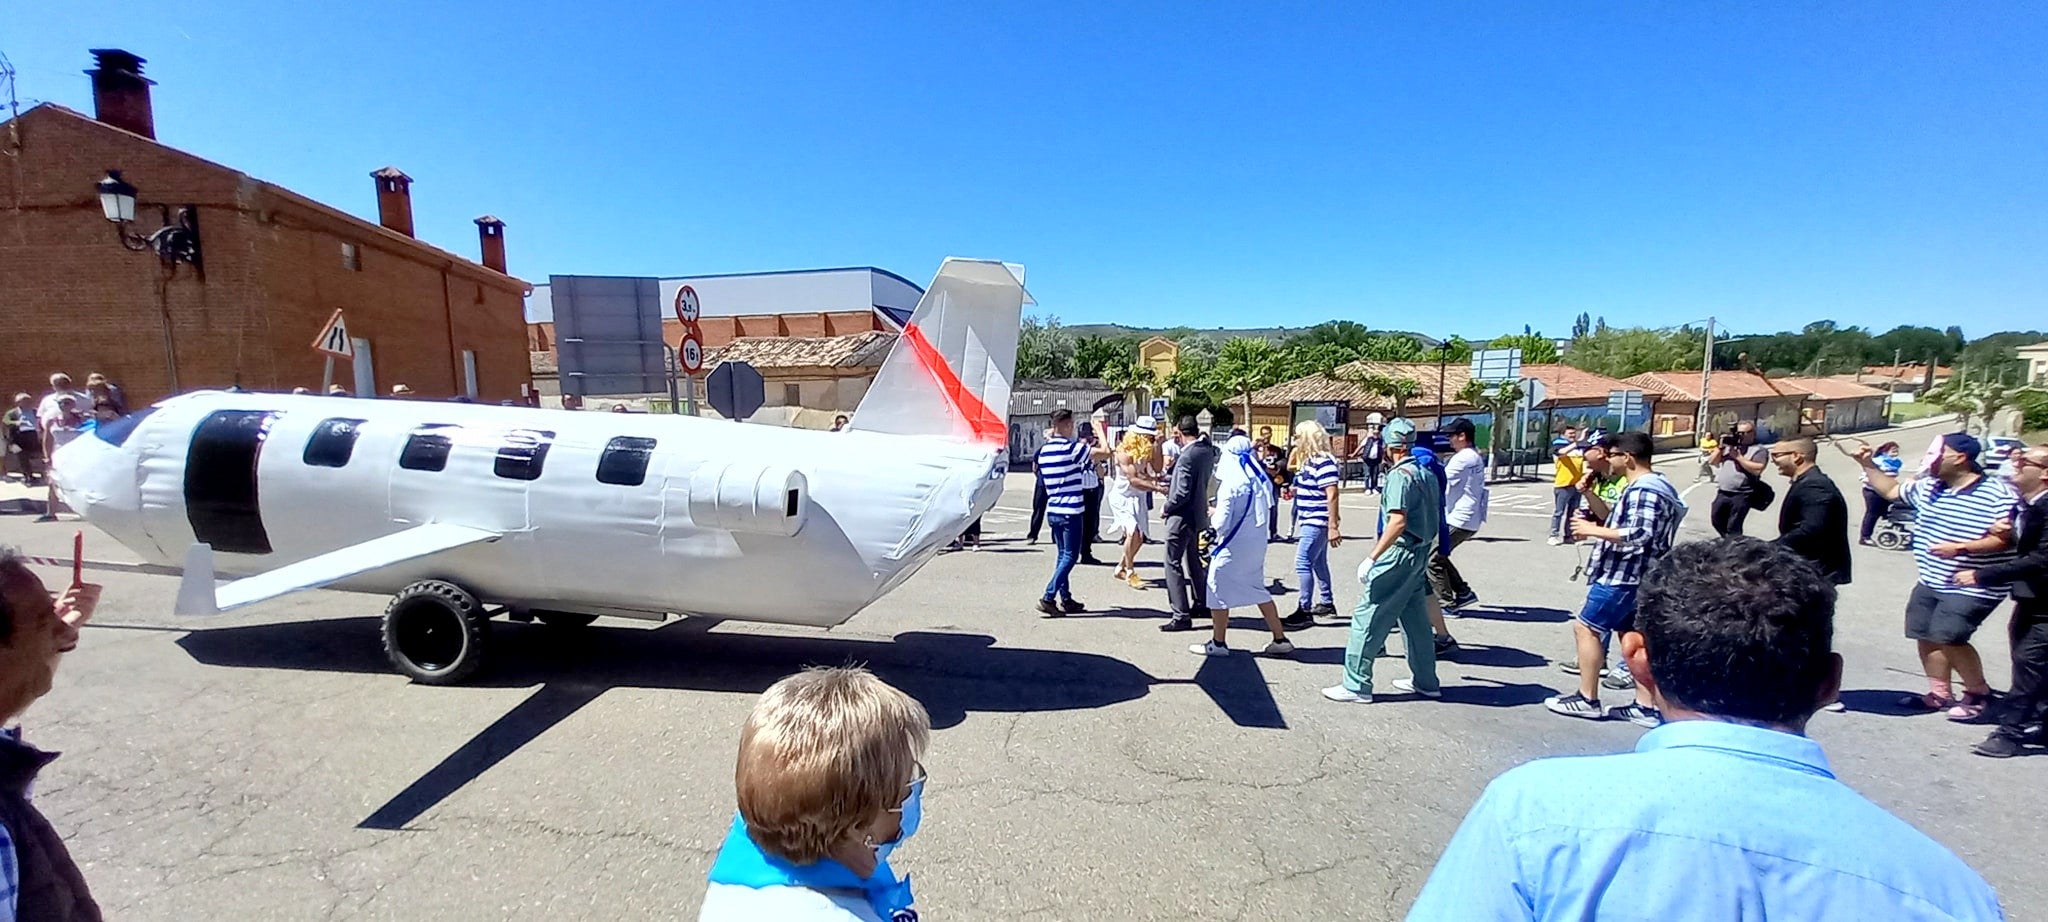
[680,331,705,375]
[674,285,701,325]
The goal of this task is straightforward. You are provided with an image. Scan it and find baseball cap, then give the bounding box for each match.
[1443,418,1476,438]
[1942,432,1983,470]
[1383,418,1417,448]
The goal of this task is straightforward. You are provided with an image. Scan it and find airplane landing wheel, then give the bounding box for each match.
[535,612,597,629]
[383,580,488,685]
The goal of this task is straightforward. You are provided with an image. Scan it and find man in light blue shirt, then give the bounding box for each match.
[1409,537,2004,921]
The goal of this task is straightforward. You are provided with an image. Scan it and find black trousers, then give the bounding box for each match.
[1860,486,1892,542]
[1999,599,2048,738]
[1163,518,1208,616]
[1362,460,1381,492]
[1711,491,1753,536]
[1428,527,1477,605]
[1082,484,1104,551]
[1028,479,1048,541]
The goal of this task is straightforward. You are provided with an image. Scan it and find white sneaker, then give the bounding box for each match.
[1190,641,1230,657]
[1257,639,1295,657]
[1546,536,1564,546]
[1321,685,1372,703]
[1822,700,1847,713]
[1392,678,1441,699]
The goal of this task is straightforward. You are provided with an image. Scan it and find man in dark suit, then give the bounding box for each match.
[1958,444,2048,758]
[1160,417,1219,632]
[1770,438,1851,585]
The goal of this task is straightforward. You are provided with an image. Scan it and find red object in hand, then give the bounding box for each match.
[72,530,84,587]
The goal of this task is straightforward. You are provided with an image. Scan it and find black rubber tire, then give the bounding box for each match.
[1875,530,1903,551]
[382,580,488,685]
[535,612,597,629]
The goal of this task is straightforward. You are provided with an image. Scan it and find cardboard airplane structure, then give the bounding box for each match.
[51,258,1025,684]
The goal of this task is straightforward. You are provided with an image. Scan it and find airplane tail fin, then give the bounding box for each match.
[850,258,1028,445]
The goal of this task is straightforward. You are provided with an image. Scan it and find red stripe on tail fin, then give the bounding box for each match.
[902,323,1006,444]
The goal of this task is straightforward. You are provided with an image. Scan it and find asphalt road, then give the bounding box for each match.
[5,418,2038,920]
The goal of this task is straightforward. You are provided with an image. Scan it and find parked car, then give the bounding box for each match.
[1984,436,2025,474]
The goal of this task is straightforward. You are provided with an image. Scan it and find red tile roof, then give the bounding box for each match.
[1621,370,1815,403]
[1777,376,1889,400]
[1249,361,1475,413]
[1520,364,1639,404]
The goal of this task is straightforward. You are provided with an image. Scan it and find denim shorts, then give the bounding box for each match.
[1904,583,2000,645]
[1577,582,1639,636]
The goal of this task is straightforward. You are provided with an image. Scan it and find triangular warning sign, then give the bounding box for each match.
[311,309,354,358]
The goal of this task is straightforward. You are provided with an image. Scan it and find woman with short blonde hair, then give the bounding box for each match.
[701,666,931,921]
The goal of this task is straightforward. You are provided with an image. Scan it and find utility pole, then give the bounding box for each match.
[1694,317,1715,446]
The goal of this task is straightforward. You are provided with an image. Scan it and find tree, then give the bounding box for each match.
[1456,378,1525,469]
[1101,362,1161,417]
[1284,320,1373,353]
[1073,335,1137,379]
[1207,337,1287,425]
[1874,326,1963,367]
[1564,327,1694,379]
[1331,365,1424,419]
[1487,332,1560,365]
[1278,341,1356,379]
[1572,312,1592,339]
[1423,335,1474,364]
[1358,333,1426,362]
[1018,315,1076,379]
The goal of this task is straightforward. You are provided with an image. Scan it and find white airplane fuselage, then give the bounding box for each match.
[55,391,1006,627]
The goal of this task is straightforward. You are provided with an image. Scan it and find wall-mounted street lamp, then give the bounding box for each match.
[96,169,201,392]
[96,169,203,273]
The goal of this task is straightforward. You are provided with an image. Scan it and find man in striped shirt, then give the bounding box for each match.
[1548,432,1685,725]
[1857,432,2019,720]
[1036,409,1111,616]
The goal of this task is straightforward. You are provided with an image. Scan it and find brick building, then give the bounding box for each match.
[0,49,532,407]
[524,267,923,353]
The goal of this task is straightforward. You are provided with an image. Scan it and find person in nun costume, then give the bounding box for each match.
[1189,435,1298,658]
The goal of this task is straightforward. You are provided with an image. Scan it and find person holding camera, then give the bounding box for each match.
[1711,421,1771,536]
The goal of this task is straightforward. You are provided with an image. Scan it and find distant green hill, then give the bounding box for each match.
[1065,323,1441,348]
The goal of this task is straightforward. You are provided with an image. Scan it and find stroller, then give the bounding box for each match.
[1872,504,1915,551]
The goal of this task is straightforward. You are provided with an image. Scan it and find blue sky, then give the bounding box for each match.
[10,2,2044,338]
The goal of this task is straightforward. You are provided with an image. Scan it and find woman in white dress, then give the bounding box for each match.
[1106,416,1166,588]
[1189,435,1296,658]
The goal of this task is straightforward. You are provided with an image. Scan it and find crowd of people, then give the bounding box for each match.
[1030,410,2047,764]
[5,373,133,524]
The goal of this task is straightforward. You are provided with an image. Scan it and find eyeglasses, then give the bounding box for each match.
[2014,457,2047,472]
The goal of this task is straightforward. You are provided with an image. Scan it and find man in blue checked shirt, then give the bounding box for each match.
[1410,538,2004,921]
[1547,431,1681,726]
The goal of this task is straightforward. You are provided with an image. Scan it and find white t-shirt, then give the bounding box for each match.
[1444,447,1489,531]
[37,390,88,428]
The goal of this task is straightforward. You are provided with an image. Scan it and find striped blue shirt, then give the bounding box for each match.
[1037,437,1091,515]
[1292,455,1340,527]
[1900,475,2020,600]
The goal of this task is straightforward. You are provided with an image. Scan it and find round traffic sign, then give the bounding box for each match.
[680,333,705,375]
[674,285,701,324]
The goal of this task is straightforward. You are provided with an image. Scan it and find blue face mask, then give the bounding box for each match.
[874,778,924,863]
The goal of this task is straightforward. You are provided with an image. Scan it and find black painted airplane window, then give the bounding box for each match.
[494,428,555,481]
[399,427,456,472]
[303,417,367,468]
[184,410,275,555]
[595,436,657,486]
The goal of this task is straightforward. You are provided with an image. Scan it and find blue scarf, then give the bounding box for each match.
[707,815,917,921]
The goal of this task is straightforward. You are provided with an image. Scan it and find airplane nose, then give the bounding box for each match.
[50,433,141,524]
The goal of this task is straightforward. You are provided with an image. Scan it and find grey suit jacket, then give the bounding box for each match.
[1164,439,1217,530]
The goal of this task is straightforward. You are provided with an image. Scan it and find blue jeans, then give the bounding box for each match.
[1551,486,1579,537]
[1295,523,1334,608]
[1042,512,1082,602]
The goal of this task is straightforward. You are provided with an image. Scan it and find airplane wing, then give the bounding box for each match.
[175,523,502,615]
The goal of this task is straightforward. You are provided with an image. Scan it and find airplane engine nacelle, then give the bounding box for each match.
[688,463,809,537]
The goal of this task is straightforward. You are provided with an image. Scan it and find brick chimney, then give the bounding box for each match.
[86,49,156,139]
[474,215,506,273]
[371,167,414,237]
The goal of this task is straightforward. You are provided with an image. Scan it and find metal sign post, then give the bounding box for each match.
[311,309,352,393]
[707,361,766,422]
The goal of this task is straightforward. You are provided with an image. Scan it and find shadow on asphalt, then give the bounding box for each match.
[1293,642,1550,672]
[175,618,1294,830]
[1455,605,1573,624]
[1836,688,1938,717]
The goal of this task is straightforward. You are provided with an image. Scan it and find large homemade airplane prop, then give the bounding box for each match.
[51,258,1025,684]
